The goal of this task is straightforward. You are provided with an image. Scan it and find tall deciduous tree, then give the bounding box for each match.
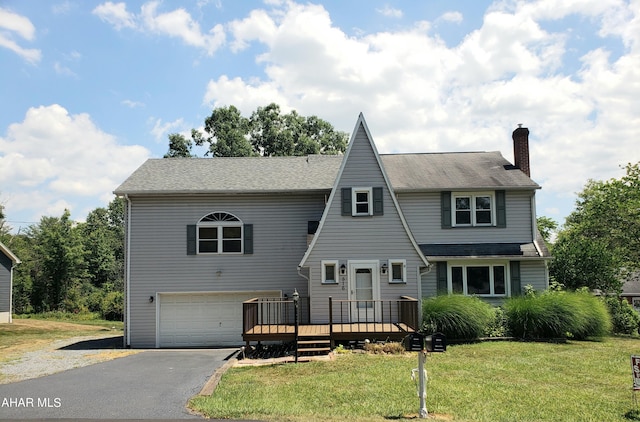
[163,133,194,158]
[167,103,348,158]
[28,210,86,311]
[564,162,640,270]
[550,162,640,293]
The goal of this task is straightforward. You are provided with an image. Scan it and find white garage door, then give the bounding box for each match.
[158,291,280,347]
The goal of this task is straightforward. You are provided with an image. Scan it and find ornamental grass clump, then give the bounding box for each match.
[422,294,494,341]
[504,291,611,340]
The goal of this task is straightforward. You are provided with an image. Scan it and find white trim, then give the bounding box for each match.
[388,259,407,284]
[351,187,373,216]
[452,191,496,227]
[0,242,20,264]
[447,260,510,297]
[125,194,132,347]
[348,260,381,321]
[321,260,339,284]
[196,212,244,255]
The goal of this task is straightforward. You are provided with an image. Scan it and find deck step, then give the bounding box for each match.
[298,347,331,353]
[296,336,332,357]
[298,339,331,346]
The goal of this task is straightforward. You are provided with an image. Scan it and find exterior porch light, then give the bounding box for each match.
[381,262,388,275]
[149,296,154,303]
[339,264,347,275]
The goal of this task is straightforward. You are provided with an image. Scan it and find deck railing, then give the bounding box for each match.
[242,296,419,339]
[328,296,420,337]
[243,297,310,335]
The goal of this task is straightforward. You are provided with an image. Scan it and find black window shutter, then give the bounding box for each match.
[441,191,452,229]
[244,224,253,254]
[341,187,352,216]
[187,225,197,255]
[496,190,506,228]
[510,261,521,296]
[436,261,448,294]
[373,187,383,215]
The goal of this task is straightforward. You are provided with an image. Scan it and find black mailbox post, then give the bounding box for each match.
[425,332,446,353]
[405,332,425,352]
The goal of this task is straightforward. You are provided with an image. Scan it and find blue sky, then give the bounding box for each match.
[1,0,639,233]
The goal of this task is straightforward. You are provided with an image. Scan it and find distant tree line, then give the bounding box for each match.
[0,198,124,320]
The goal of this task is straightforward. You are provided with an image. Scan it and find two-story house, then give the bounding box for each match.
[114,114,549,348]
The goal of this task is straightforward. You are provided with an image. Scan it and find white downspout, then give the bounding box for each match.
[125,194,132,347]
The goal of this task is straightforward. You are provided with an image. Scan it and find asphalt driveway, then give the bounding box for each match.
[0,347,236,419]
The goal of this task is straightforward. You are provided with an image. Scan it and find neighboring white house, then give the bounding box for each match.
[0,242,21,323]
[115,114,550,348]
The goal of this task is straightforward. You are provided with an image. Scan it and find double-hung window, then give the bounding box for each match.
[453,193,494,226]
[352,187,373,216]
[449,262,507,296]
[197,212,243,254]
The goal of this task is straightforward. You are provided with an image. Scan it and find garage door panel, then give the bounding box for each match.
[158,291,279,347]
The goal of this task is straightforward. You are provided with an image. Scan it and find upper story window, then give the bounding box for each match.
[441,191,506,229]
[197,212,243,254]
[453,193,494,227]
[341,187,384,217]
[352,187,373,216]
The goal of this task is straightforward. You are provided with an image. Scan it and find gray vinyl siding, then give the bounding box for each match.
[520,260,548,293]
[127,193,327,348]
[0,253,11,313]
[397,190,536,244]
[304,123,423,323]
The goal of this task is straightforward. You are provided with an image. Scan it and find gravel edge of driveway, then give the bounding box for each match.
[0,334,137,384]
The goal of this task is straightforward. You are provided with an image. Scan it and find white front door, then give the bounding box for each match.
[348,261,381,322]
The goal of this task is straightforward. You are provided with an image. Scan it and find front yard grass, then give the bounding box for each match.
[190,337,640,422]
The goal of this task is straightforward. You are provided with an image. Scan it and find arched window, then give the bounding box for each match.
[197,212,243,254]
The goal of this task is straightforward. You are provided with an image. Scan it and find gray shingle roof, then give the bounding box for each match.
[381,152,540,191]
[114,155,342,195]
[114,151,539,195]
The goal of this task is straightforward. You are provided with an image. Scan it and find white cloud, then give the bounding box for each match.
[0,7,41,63]
[376,5,403,19]
[53,61,77,77]
[94,1,225,55]
[92,2,136,30]
[438,11,463,24]
[208,0,640,222]
[0,104,150,223]
[122,99,145,108]
[150,117,185,141]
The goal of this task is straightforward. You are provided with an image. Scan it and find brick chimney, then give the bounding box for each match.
[512,125,530,177]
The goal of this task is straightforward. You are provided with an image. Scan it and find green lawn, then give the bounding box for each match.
[190,338,640,422]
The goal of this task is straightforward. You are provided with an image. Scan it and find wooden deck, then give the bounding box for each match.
[242,296,420,345]
[243,322,414,343]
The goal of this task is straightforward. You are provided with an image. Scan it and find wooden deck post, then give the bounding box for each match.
[329,297,334,348]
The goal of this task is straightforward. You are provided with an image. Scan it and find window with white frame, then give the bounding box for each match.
[352,187,372,216]
[197,212,243,254]
[388,259,406,283]
[449,262,507,296]
[322,260,339,284]
[453,193,494,226]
